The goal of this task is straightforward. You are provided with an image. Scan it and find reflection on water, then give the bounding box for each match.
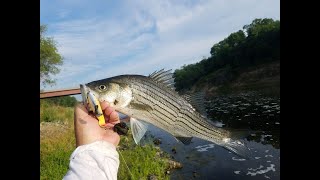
[141,92,280,179]
[206,92,280,149]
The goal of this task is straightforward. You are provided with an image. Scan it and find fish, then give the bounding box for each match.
[80,69,250,158]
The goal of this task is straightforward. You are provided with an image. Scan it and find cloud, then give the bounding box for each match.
[57,9,70,19]
[41,0,280,90]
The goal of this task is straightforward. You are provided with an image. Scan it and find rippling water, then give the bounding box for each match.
[141,92,280,179]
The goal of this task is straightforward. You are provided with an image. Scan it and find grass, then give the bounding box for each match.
[40,103,170,180]
[40,122,75,180]
[40,100,74,123]
[40,100,75,180]
[117,132,170,180]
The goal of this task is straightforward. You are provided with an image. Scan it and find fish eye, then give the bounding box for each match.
[99,85,107,90]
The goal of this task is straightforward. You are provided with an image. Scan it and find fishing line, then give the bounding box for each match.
[118,148,135,180]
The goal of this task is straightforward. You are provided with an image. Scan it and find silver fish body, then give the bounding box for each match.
[83,71,249,157]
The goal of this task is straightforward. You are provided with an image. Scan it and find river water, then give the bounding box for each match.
[141,92,280,179]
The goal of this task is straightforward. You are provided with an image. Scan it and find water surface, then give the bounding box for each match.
[142,92,280,179]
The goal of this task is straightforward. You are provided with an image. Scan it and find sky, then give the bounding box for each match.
[40,0,280,93]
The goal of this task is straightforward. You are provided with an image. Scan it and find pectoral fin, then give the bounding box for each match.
[130,117,149,144]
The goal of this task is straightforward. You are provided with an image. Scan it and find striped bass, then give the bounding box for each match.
[81,69,250,158]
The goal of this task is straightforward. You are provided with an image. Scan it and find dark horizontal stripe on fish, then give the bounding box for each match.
[133,93,175,126]
[129,77,224,140]
[134,80,224,138]
[134,91,222,141]
[130,87,211,137]
[141,78,179,98]
[180,109,224,138]
[135,80,217,133]
[152,110,175,127]
[131,83,179,117]
[131,82,176,108]
[182,107,221,133]
[175,115,220,140]
[132,79,180,109]
[181,110,213,133]
[174,108,219,138]
[133,89,178,117]
[175,117,209,138]
[136,97,177,123]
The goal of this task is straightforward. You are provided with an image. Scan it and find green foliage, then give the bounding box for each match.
[40,104,75,180]
[40,127,75,180]
[41,96,78,108]
[174,18,280,91]
[174,61,206,91]
[40,102,74,123]
[40,96,77,122]
[117,131,170,180]
[243,18,280,37]
[40,24,63,87]
[118,145,169,180]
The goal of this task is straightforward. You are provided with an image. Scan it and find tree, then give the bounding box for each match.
[40,24,63,87]
[243,18,279,38]
[174,18,280,92]
[40,96,78,107]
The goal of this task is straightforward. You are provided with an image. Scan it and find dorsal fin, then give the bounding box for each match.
[149,69,176,90]
[149,68,164,77]
[182,91,207,118]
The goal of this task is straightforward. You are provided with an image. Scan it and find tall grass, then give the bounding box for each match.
[40,100,74,123]
[40,123,75,180]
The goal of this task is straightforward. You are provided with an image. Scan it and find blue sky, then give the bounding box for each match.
[40,0,280,92]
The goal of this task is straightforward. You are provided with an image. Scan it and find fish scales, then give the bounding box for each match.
[82,73,250,158]
[128,76,227,141]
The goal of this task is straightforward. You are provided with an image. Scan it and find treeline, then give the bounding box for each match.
[174,18,280,91]
[40,96,78,107]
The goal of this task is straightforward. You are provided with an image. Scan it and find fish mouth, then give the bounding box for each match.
[80,84,88,104]
[80,84,100,104]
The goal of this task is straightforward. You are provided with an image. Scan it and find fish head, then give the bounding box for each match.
[82,78,133,109]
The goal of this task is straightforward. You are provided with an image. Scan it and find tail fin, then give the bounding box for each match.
[222,138,252,159]
[221,128,256,159]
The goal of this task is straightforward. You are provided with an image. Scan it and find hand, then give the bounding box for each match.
[74,101,120,147]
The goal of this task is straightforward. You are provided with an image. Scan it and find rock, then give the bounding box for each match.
[155,152,160,157]
[148,174,157,180]
[153,138,162,145]
[167,159,183,170]
[193,171,199,178]
[171,147,177,154]
[166,171,170,175]
[155,151,164,157]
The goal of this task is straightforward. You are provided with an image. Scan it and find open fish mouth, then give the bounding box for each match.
[80,83,103,116]
[80,84,88,104]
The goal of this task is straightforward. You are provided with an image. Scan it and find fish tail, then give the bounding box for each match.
[219,128,254,159]
[221,138,252,159]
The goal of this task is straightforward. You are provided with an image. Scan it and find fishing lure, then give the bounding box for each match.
[80,84,128,135]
